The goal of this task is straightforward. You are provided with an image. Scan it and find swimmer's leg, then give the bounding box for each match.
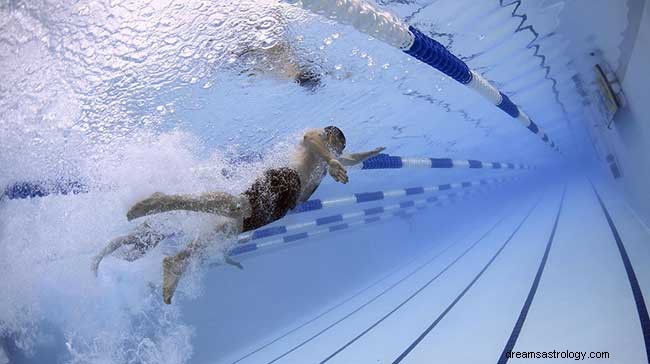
[91,222,167,276]
[162,219,243,304]
[127,192,251,221]
[162,250,191,304]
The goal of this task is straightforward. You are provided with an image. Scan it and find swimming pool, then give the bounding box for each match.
[1,0,648,363]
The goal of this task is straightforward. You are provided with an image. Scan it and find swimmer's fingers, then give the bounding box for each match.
[329,168,344,183]
[336,168,349,184]
[363,147,386,161]
[329,169,340,182]
[328,160,347,183]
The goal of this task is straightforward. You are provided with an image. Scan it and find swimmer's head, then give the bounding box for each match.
[324,126,346,155]
[295,69,322,91]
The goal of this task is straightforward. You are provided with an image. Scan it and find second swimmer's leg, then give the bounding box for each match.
[127,192,251,221]
[162,219,242,304]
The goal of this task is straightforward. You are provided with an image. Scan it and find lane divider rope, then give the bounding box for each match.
[353,154,534,171]
[227,178,519,258]
[2,156,531,201]
[288,174,522,216]
[294,0,561,152]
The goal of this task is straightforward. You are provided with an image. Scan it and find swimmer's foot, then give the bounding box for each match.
[162,253,190,305]
[225,256,244,270]
[127,192,167,221]
[91,236,129,276]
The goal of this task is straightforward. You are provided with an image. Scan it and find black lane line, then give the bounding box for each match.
[265,211,510,364]
[231,264,408,364]
[235,182,512,364]
[497,184,566,363]
[318,194,544,364]
[591,183,650,363]
[391,192,546,364]
[230,226,469,364]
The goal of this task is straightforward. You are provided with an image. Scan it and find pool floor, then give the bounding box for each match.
[209,176,650,364]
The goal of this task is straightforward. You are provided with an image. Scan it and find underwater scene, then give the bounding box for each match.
[2,0,649,363]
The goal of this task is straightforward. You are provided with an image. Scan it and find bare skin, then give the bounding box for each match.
[92,128,384,304]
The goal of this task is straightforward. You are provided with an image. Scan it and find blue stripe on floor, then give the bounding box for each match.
[228,246,446,364]
[497,185,567,364]
[591,183,650,363]
[267,213,512,364]
[391,193,545,364]
[320,197,544,364]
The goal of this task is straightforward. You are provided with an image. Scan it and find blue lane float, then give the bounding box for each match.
[2,180,88,200]
[2,155,532,201]
[297,0,561,152]
[232,176,520,251]
[224,177,516,260]
[230,193,454,257]
[287,174,521,216]
[355,154,534,170]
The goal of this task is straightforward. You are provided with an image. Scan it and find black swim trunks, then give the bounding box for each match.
[242,167,302,232]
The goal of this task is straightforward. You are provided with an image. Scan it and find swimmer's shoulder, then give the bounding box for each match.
[300,128,328,149]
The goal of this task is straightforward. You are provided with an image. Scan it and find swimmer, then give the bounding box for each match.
[235,42,323,90]
[92,126,385,304]
[223,2,324,90]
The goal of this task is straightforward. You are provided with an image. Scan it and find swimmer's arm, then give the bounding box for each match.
[303,130,336,163]
[339,147,386,166]
[303,130,349,183]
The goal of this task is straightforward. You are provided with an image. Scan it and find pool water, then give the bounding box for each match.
[1,0,647,363]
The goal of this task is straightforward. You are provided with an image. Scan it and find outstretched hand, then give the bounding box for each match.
[328,159,349,184]
[368,146,386,158]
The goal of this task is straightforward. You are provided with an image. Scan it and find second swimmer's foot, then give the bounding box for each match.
[127,192,167,221]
